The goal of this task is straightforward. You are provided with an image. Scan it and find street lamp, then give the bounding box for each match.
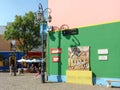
[36,2,52,83]
[10,40,16,76]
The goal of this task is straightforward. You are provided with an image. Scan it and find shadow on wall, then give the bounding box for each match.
[49,32,56,41]
[92,72,97,85]
[57,31,62,81]
[71,35,80,47]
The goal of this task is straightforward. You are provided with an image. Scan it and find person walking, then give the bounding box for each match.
[9,56,16,76]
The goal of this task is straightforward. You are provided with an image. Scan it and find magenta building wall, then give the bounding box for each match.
[48,0,120,28]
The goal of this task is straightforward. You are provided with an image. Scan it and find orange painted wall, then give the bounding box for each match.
[48,0,120,28]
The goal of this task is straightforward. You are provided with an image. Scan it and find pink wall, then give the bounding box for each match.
[48,0,120,28]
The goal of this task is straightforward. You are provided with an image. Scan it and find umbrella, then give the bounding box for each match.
[17,58,27,62]
[17,58,42,63]
[31,59,42,63]
[25,59,32,63]
[26,59,32,63]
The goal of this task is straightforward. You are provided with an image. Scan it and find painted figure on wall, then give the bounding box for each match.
[68,46,89,70]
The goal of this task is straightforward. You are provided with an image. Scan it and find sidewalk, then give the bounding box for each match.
[0,72,119,90]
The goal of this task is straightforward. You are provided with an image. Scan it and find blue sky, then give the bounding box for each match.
[0,0,47,26]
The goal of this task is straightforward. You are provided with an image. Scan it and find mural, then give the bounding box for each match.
[68,46,89,70]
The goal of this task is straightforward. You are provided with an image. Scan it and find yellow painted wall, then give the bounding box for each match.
[66,70,92,85]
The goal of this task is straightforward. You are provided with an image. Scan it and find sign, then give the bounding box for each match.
[50,48,62,54]
[40,23,47,40]
[98,49,108,54]
[98,56,108,60]
[52,56,60,62]
[62,28,78,36]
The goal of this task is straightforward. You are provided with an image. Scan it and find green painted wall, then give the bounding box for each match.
[46,21,120,78]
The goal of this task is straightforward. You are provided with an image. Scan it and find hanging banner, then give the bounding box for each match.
[40,23,47,40]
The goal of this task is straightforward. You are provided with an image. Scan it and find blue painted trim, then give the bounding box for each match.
[0,66,9,71]
[47,75,66,82]
[94,77,120,87]
[48,75,120,87]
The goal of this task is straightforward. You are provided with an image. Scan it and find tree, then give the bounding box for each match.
[4,11,41,53]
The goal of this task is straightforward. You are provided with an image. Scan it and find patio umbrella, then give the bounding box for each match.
[31,59,42,63]
[25,59,32,63]
[17,58,27,62]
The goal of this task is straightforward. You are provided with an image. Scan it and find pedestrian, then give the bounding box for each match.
[34,68,40,78]
[9,56,16,76]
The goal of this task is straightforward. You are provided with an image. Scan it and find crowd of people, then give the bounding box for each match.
[9,55,46,78]
[17,62,42,75]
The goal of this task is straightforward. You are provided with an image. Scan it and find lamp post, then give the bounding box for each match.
[10,40,16,76]
[36,2,52,83]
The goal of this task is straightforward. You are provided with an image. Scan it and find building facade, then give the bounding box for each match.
[48,0,120,28]
[47,21,120,86]
[46,0,120,87]
[0,26,10,51]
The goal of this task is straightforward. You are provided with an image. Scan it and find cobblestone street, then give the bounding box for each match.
[0,72,119,90]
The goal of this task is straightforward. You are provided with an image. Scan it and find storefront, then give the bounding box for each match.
[0,51,42,71]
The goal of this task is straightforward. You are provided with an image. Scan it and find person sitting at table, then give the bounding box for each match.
[21,62,24,74]
[30,63,36,73]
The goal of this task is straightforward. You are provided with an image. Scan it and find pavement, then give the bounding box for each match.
[0,72,120,90]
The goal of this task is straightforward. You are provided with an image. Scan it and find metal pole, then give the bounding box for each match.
[37,2,52,83]
[41,23,45,83]
[11,40,16,76]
